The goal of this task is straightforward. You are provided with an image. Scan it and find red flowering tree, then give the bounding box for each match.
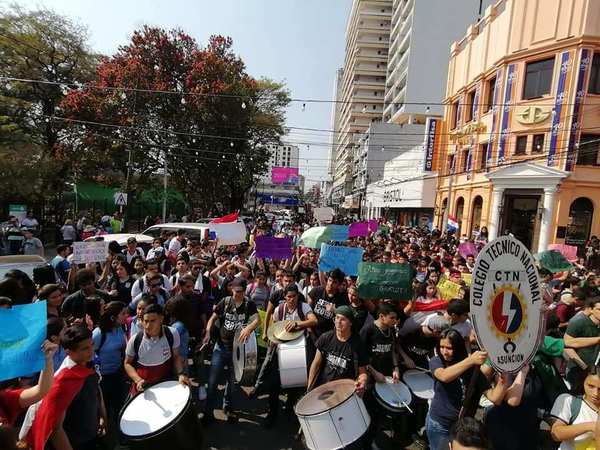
[61,27,289,211]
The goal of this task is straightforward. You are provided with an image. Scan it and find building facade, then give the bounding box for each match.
[384,0,493,124]
[435,0,600,253]
[331,0,393,203]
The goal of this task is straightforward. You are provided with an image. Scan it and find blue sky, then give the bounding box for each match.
[13,0,353,185]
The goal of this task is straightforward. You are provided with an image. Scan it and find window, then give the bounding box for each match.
[465,90,476,122]
[589,53,600,95]
[461,149,470,172]
[446,154,455,175]
[523,57,555,99]
[515,136,528,155]
[478,144,488,170]
[485,77,496,112]
[450,101,459,129]
[577,134,600,166]
[532,134,545,153]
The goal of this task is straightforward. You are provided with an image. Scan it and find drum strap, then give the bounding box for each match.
[132,326,174,365]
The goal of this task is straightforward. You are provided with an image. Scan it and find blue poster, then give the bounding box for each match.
[0,301,47,381]
[319,244,364,276]
[326,225,349,242]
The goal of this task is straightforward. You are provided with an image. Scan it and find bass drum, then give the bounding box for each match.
[295,379,370,450]
[402,369,434,400]
[119,380,201,450]
[278,334,308,388]
[233,327,258,385]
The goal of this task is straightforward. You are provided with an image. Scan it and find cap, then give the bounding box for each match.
[335,305,356,323]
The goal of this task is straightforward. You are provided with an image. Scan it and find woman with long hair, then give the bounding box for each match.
[37,283,65,318]
[551,365,600,450]
[426,329,506,449]
[92,301,128,446]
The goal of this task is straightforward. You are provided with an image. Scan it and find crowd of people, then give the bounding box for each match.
[1,212,600,450]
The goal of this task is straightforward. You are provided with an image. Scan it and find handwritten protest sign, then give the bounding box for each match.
[461,273,473,286]
[437,277,462,300]
[72,241,109,264]
[318,244,364,276]
[212,222,247,245]
[548,244,578,262]
[348,222,369,238]
[255,236,292,260]
[0,301,46,381]
[357,262,414,300]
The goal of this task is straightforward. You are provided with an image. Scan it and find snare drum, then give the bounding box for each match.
[295,379,371,450]
[374,377,412,414]
[233,327,258,385]
[402,370,434,400]
[277,334,308,388]
[119,380,200,450]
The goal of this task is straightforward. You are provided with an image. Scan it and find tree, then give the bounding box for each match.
[0,5,97,207]
[60,27,290,213]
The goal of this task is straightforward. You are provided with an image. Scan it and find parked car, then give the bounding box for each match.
[0,255,48,280]
[143,223,213,242]
[84,233,154,253]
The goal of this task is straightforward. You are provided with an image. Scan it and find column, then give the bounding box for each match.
[488,187,504,241]
[537,187,557,253]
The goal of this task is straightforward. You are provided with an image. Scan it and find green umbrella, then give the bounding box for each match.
[536,250,573,273]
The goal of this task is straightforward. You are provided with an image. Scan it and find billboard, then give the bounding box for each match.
[271,167,299,185]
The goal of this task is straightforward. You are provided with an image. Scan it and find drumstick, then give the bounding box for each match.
[401,400,414,414]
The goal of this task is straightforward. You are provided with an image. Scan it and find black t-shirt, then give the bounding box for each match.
[63,289,111,319]
[214,297,258,350]
[351,303,369,332]
[308,287,348,334]
[360,321,394,375]
[108,275,135,304]
[428,356,490,428]
[63,373,99,446]
[316,330,367,385]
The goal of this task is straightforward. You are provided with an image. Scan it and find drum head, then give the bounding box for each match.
[402,370,434,400]
[295,379,356,416]
[233,328,257,384]
[374,378,412,411]
[119,381,190,440]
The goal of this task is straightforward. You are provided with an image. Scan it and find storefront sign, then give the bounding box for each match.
[423,118,439,171]
[497,63,517,165]
[470,235,544,373]
[515,106,552,125]
[486,68,503,167]
[566,48,592,171]
[548,51,574,167]
[449,122,487,145]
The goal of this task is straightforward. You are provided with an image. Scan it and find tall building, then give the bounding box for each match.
[434,0,600,252]
[384,0,493,124]
[247,144,302,211]
[331,0,393,205]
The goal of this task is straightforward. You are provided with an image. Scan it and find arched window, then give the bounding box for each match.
[470,196,484,237]
[455,197,465,235]
[566,197,594,248]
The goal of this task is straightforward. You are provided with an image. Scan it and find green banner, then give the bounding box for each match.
[357,262,414,301]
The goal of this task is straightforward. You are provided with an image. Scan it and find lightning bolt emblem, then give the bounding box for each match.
[502,291,516,332]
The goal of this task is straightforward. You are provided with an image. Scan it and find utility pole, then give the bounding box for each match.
[162,150,168,223]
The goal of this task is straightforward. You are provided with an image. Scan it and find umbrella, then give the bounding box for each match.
[536,250,573,273]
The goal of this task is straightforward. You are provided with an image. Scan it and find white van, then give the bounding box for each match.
[142,223,213,242]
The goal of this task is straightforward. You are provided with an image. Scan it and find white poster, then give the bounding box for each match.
[211,222,247,246]
[72,241,109,264]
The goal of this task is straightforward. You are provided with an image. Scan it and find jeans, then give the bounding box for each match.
[426,413,450,450]
[206,342,237,414]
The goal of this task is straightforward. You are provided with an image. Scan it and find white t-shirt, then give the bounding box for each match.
[131,274,173,299]
[273,302,313,322]
[168,238,183,255]
[550,393,597,450]
[125,326,180,367]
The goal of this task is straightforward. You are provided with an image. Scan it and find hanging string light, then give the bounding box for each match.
[241,101,247,109]
[181,96,186,105]
[230,142,234,147]
[302,103,306,112]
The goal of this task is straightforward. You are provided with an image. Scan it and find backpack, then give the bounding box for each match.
[569,396,584,425]
[276,301,307,322]
[132,326,174,365]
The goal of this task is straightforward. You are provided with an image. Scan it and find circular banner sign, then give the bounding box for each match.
[470,235,544,373]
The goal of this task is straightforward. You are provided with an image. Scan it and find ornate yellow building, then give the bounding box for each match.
[434,0,600,252]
